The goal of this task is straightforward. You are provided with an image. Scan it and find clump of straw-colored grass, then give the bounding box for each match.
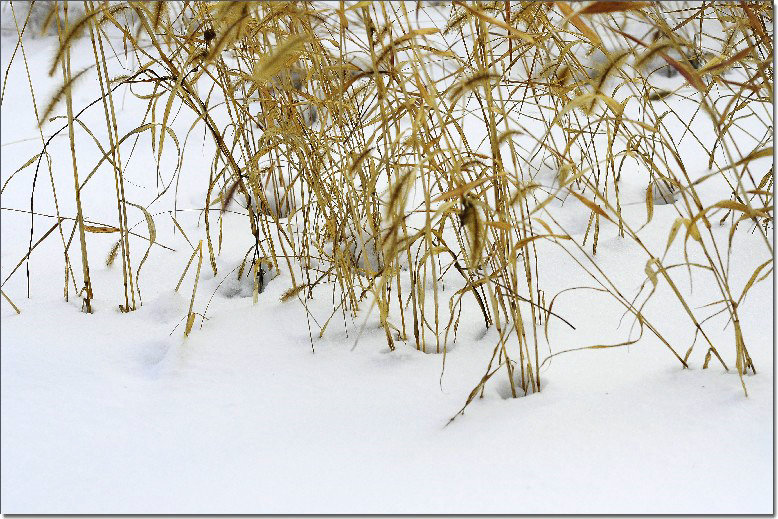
[2,0,772,416]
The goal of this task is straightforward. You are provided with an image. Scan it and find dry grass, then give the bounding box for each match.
[1,0,773,415]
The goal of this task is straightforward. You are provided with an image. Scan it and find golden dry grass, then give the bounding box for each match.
[2,0,773,415]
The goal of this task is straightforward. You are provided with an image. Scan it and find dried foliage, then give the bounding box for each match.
[2,0,773,415]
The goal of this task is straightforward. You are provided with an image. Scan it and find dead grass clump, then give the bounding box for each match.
[2,0,772,416]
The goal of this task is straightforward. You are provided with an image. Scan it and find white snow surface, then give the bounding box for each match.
[0,9,774,515]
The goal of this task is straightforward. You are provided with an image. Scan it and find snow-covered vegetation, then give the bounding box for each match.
[1,0,773,513]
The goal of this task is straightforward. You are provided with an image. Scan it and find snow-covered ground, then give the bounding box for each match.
[0,4,773,514]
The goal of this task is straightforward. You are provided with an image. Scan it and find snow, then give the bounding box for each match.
[0,4,774,514]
